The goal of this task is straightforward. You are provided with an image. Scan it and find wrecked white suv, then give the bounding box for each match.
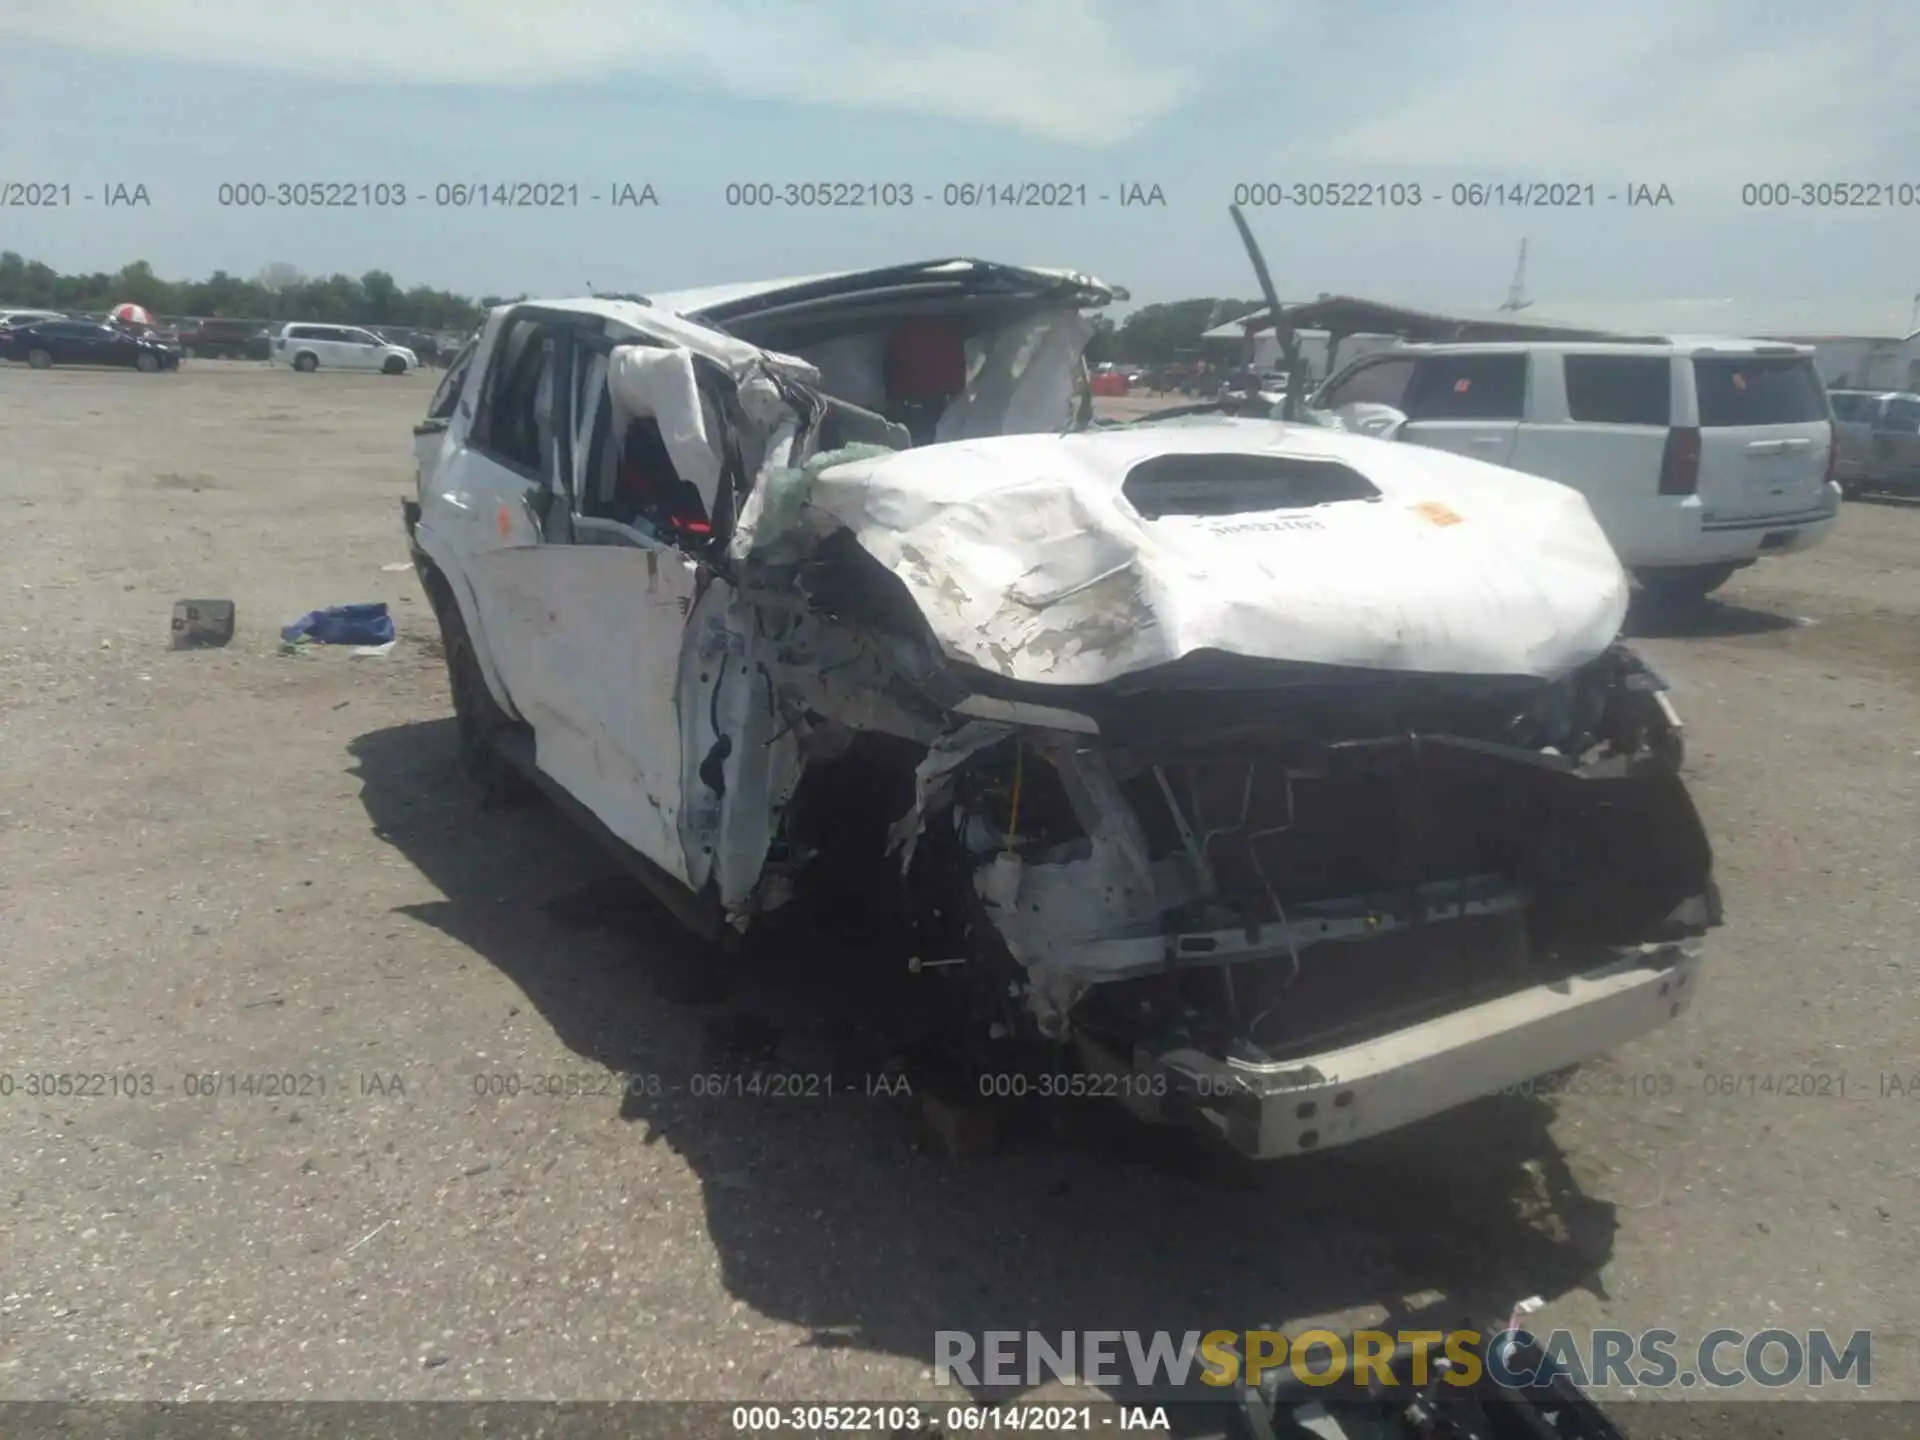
[403,259,1720,1160]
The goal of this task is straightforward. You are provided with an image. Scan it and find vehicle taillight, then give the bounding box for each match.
[1823,420,1837,486]
[1659,426,1701,495]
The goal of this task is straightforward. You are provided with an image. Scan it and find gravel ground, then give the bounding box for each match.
[0,361,1914,1418]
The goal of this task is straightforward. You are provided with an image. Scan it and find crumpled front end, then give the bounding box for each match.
[717,510,1715,1156]
[907,655,1712,1156]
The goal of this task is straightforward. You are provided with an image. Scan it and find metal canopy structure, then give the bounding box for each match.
[1218,294,1654,344]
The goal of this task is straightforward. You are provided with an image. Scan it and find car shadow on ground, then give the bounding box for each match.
[1847,492,1920,508]
[349,719,1621,1405]
[1622,592,1804,640]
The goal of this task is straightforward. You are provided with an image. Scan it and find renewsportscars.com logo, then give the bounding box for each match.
[934,1327,1872,1391]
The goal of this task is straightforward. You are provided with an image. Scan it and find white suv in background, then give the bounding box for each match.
[1313,338,1841,600]
[273,323,418,375]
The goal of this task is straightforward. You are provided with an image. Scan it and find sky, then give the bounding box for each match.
[4,0,1919,333]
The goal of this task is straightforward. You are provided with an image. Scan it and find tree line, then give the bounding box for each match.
[0,254,494,329]
[1,251,1261,359]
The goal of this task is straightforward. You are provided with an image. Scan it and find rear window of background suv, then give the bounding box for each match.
[1692,356,1827,427]
[1563,354,1671,426]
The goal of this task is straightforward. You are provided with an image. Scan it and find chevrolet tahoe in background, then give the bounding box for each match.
[1312,338,1842,602]
[402,259,1719,1162]
[1827,388,1920,499]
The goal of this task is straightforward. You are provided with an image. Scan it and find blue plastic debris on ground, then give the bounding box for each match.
[280,602,395,645]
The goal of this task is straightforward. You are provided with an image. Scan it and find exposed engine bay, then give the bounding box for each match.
[747,600,1715,1156]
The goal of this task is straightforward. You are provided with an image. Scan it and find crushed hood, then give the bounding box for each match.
[799,418,1630,685]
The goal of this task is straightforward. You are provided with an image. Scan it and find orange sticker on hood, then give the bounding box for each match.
[1410,501,1464,527]
[497,502,513,539]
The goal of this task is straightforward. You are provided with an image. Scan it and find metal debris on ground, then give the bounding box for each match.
[170,599,235,648]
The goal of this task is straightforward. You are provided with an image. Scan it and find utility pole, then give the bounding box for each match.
[1498,239,1532,313]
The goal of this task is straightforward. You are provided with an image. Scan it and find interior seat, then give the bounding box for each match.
[883,317,968,445]
[614,417,711,537]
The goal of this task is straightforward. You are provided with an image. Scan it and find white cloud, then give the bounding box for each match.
[1293,0,1919,188]
[0,0,1292,145]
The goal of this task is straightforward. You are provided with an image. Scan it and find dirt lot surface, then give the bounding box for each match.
[1,361,1915,1415]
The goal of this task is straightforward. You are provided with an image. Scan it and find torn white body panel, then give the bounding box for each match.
[674,578,808,913]
[803,419,1630,685]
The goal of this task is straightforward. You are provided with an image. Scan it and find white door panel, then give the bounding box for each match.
[1401,422,1519,466]
[466,540,702,882]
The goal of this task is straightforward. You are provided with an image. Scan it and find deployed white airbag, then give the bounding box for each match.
[607,345,725,511]
[800,418,1630,684]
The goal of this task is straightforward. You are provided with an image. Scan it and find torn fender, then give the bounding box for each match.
[674,577,806,913]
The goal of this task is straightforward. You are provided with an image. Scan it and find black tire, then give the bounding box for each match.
[1636,563,1739,604]
[135,351,160,373]
[27,348,53,370]
[440,603,535,806]
[293,352,318,373]
[381,356,406,376]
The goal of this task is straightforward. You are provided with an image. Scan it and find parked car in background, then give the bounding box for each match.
[1826,388,1920,498]
[178,318,271,360]
[374,328,443,367]
[1312,337,1841,601]
[0,308,67,338]
[1215,366,1292,413]
[273,323,418,374]
[1,317,181,371]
